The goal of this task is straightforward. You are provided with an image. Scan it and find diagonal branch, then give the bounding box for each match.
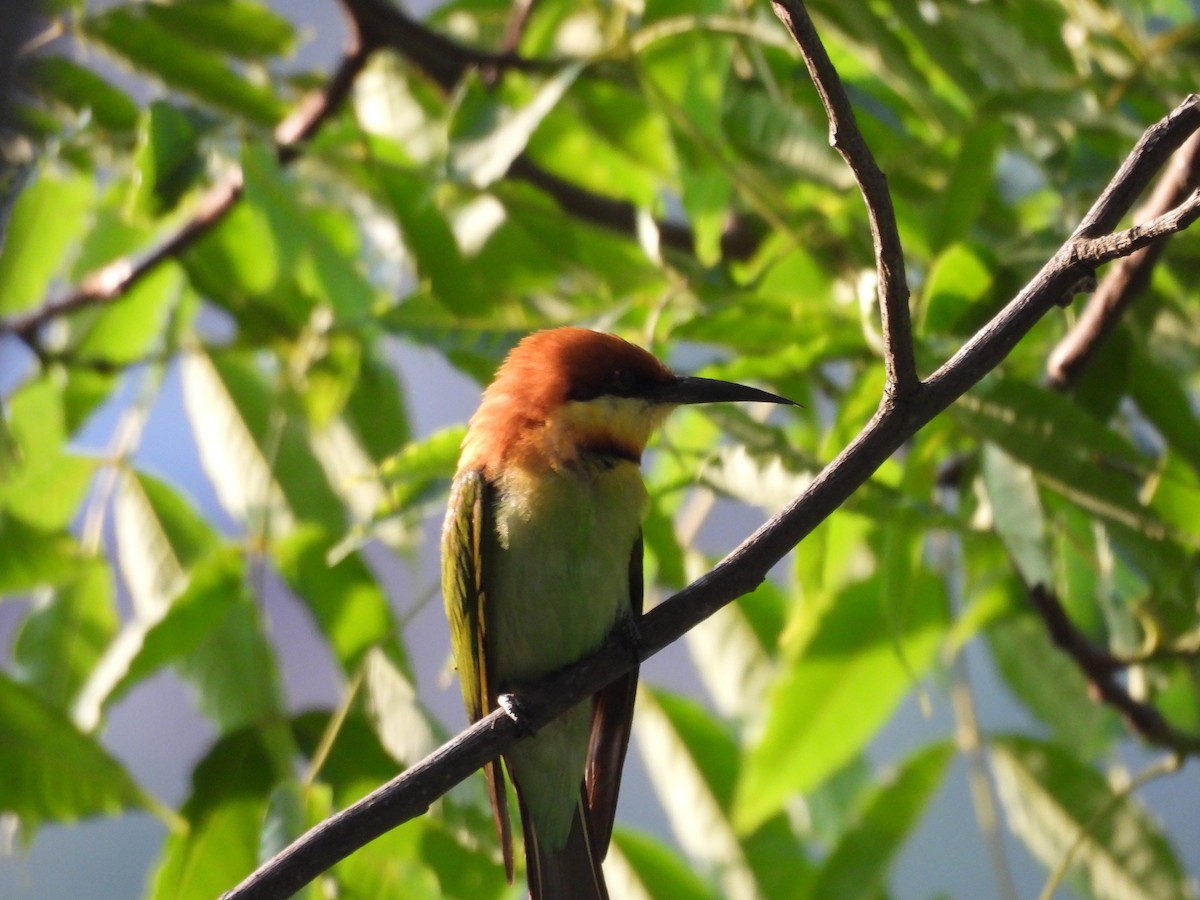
[221,92,1200,900]
[1046,131,1200,390]
[769,0,919,401]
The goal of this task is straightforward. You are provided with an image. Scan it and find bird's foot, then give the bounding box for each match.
[497,693,536,737]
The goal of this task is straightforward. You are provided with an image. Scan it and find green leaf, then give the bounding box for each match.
[115,470,219,618]
[930,119,1004,249]
[0,375,96,530]
[147,728,279,900]
[371,163,487,315]
[0,670,150,828]
[956,380,1176,543]
[21,56,140,132]
[83,7,284,126]
[449,63,585,189]
[685,580,786,721]
[143,0,296,61]
[0,166,93,314]
[341,351,412,463]
[981,443,1053,588]
[361,648,442,768]
[272,527,399,672]
[0,512,82,593]
[808,741,955,900]
[636,688,809,898]
[737,571,949,831]
[991,735,1191,900]
[988,612,1118,758]
[181,350,344,535]
[69,259,184,367]
[1128,343,1200,476]
[380,424,465,512]
[130,101,204,217]
[921,242,994,335]
[608,828,719,900]
[239,145,375,321]
[13,558,117,711]
[105,551,245,709]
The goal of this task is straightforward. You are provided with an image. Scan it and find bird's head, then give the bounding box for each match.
[460,327,797,476]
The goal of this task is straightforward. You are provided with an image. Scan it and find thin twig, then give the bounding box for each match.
[221,92,1200,900]
[769,0,919,401]
[1026,585,1200,753]
[1046,131,1200,389]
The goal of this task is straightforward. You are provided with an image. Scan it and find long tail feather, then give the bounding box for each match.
[522,789,608,900]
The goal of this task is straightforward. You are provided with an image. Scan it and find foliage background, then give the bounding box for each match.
[1,0,1199,898]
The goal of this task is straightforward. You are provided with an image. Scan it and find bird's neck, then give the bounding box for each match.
[463,397,671,476]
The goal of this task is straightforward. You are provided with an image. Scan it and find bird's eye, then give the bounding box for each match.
[611,368,633,393]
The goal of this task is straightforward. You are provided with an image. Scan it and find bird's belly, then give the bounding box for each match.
[487,464,646,687]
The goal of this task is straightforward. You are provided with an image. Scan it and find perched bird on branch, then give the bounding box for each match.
[442,327,796,899]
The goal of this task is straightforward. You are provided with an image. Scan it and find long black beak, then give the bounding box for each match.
[650,375,799,407]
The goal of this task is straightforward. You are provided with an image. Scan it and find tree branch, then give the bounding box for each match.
[769,0,919,401]
[1026,585,1200,754]
[1046,131,1200,390]
[221,89,1200,900]
[0,0,375,344]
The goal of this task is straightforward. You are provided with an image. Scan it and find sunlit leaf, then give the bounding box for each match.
[449,63,585,189]
[13,559,117,711]
[0,166,92,314]
[737,571,948,831]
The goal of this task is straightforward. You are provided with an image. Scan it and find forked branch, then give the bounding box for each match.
[219,10,1200,899]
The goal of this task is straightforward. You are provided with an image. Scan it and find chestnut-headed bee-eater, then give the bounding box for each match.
[441,327,796,899]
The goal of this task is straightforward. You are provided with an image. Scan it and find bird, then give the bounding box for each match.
[441,327,796,899]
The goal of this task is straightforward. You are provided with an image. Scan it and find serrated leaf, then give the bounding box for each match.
[737,571,949,831]
[808,741,955,900]
[0,670,150,829]
[991,735,1191,900]
[956,381,1180,543]
[0,166,93,314]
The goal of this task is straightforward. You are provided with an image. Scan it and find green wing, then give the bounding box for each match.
[442,468,514,879]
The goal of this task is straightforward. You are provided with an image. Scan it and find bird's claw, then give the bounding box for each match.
[498,693,536,737]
